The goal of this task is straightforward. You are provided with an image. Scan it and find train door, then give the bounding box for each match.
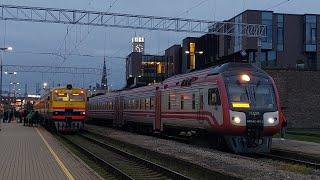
[197,88,205,125]
[154,90,162,132]
[208,87,223,126]
[119,96,124,127]
[114,97,119,126]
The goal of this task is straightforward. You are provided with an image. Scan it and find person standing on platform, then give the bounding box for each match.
[8,110,13,123]
[26,111,33,127]
[23,110,28,126]
[32,111,40,127]
[3,111,8,123]
[18,111,22,123]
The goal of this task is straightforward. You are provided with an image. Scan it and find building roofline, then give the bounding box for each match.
[225,9,319,21]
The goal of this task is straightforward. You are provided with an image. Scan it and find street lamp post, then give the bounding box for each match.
[0,47,13,99]
[5,72,18,97]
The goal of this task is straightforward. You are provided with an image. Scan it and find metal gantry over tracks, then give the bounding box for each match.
[3,65,103,75]
[0,4,266,37]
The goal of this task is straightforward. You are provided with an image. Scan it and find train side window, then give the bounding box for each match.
[180,95,184,110]
[208,88,221,106]
[192,94,196,110]
[140,98,145,110]
[145,98,150,109]
[168,93,171,110]
[200,95,204,110]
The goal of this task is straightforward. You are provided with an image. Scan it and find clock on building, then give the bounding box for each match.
[132,37,145,53]
[134,43,144,53]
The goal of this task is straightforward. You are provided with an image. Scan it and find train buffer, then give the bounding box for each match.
[0,122,102,180]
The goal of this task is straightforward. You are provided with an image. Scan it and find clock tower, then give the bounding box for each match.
[132,36,145,53]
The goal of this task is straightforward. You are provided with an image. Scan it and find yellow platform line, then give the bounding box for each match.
[36,128,75,180]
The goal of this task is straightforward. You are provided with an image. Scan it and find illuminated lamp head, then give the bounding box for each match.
[241,74,250,82]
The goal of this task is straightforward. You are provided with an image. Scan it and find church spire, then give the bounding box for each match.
[101,57,107,90]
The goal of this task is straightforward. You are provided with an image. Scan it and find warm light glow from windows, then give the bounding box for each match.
[189,42,196,69]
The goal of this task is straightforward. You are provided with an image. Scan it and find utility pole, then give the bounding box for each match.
[256,37,262,68]
[24,84,28,97]
[0,46,13,100]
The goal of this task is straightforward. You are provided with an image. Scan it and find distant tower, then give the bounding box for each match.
[101,57,108,90]
[24,84,28,97]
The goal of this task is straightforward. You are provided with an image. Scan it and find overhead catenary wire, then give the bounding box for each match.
[110,0,211,57]
[265,0,291,11]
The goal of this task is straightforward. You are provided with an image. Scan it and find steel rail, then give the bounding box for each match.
[59,134,133,180]
[78,133,191,180]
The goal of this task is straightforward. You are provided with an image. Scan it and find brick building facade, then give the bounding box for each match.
[267,70,320,128]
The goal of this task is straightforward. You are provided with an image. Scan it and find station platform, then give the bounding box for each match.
[273,138,320,158]
[0,122,102,180]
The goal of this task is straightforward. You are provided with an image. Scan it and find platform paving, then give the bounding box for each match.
[273,138,320,158]
[0,122,102,180]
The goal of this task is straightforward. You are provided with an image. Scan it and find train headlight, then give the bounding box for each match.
[230,110,246,126]
[263,112,279,126]
[268,117,275,124]
[232,116,241,124]
[241,74,250,82]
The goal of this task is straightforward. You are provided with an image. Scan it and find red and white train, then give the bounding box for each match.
[87,63,285,153]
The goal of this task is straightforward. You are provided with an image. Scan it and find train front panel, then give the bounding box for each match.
[50,87,86,131]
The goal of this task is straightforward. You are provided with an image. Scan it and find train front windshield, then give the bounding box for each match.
[227,83,276,111]
[53,92,85,102]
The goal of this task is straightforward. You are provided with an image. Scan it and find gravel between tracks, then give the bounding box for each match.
[85,124,320,180]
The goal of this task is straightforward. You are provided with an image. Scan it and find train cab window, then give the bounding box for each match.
[180,95,184,110]
[54,93,68,101]
[70,93,85,102]
[192,94,196,110]
[208,88,221,106]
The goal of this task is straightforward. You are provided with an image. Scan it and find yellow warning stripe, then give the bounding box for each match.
[36,128,75,180]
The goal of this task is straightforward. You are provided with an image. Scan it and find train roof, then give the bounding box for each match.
[209,62,263,75]
[89,62,267,101]
[164,62,266,83]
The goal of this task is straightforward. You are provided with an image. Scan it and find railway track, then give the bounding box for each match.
[85,124,320,171]
[256,150,320,170]
[59,133,191,180]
